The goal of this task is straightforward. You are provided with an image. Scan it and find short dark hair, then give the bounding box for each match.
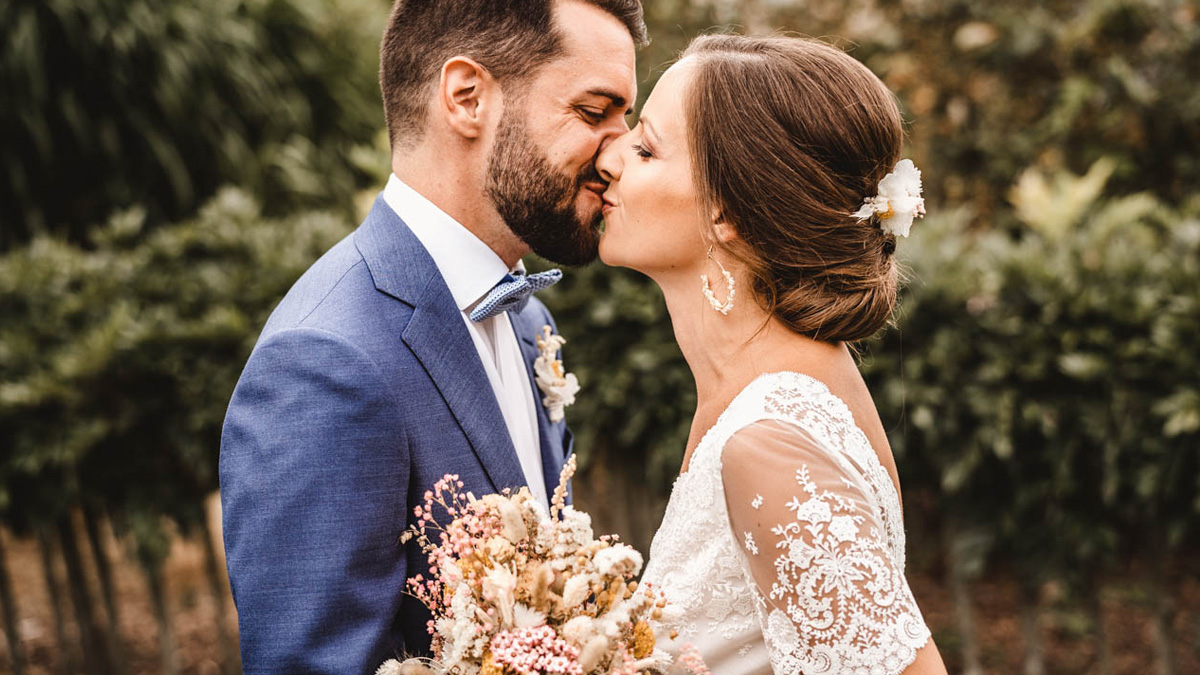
[380,0,648,148]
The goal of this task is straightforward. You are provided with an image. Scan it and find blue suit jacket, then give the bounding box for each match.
[219,197,573,674]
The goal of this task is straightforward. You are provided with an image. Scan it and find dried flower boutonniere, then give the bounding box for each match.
[534,325,580,423]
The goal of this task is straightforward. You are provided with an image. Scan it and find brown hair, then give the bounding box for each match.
[682,34,906,343]
[381,0,648,148]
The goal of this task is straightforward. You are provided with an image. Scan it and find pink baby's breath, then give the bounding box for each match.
[489,626,582,675]
[678,643,710,675]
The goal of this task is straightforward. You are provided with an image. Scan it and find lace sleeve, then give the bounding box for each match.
[721,419,931,675]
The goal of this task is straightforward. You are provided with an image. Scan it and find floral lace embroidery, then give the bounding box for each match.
[761,378,908,571]
[641,371,929,674]
[756,465,929,675]
[743,531,759,555]
[642,457,758,642]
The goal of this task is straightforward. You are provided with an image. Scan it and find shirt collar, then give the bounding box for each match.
[382,173,522,311]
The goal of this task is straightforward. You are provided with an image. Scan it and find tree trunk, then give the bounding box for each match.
[200,519,239,675]
[82,504,126,673]
[142,556,179,675]
[57,514,114,675]
[1084,577,1113,675]
[943,520,983,675]
[0,529,26,675]
[575,446,634,549]
[1149,556,1178,675]
[38,527,79,674]
[1018,580,1045,675]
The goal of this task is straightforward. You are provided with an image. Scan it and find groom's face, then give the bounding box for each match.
[485,0,636,266]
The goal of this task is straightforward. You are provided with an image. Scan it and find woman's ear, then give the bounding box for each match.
[713,211,739,243]
[438,56,495,139]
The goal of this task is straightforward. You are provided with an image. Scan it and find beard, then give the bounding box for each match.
[485,109,603,266]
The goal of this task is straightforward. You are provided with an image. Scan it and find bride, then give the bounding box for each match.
[595,35,947,675]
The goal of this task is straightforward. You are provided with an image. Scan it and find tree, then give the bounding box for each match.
[0,0,389,249]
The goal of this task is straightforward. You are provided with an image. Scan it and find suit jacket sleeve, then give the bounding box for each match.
[220,327,410,675]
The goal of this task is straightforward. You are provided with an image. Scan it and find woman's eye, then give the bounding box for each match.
[632,143,653,159]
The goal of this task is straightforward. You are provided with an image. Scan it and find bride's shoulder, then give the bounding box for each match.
[709,370,875,483]
[720,370,854,437]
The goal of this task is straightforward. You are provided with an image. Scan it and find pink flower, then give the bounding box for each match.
[489,626,582,675]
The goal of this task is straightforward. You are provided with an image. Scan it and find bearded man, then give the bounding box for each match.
[218,1,645,671]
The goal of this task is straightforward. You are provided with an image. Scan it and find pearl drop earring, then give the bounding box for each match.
[700,245,735,315]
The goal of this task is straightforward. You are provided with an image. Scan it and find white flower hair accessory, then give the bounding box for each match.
[853,158,926,238]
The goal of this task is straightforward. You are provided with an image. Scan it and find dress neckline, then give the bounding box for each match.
[680,370,840,477]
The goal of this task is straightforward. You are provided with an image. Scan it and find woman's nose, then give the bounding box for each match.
[596,130,629,184]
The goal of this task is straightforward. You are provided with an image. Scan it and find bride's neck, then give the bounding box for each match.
[656,271,843,414]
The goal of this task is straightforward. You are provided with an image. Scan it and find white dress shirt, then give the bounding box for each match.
[382,174,548,509]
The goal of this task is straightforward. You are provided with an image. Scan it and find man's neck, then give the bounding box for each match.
[393,154,529,268]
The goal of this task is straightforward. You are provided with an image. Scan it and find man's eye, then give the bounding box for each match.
[579,108,605,123]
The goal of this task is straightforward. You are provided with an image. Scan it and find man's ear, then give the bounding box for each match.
[439,56,496,139]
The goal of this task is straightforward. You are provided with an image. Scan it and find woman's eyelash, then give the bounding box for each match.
[632,143,653,159]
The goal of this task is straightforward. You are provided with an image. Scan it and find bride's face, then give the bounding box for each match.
[596,60,709,276]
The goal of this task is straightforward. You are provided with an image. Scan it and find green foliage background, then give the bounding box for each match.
[1,0,1198,672]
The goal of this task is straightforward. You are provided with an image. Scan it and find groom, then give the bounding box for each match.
[219,0,645,672]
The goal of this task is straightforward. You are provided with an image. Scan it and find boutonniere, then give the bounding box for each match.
[533,325,580,423]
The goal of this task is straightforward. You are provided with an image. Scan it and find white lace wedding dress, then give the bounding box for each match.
[641,371,931,675]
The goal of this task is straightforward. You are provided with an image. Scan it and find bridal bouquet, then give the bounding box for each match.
[378,457,691,675]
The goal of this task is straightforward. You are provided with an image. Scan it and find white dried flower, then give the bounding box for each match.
[391,659,440,675]
[853,158,926,237]
[561,615,595,644]
[561,574,591,609]
[482,566,516,627]
[375,660,404,675]
[440,559,463,585]
[485,537,515,562]
[496,498,528,543]
[534,326,580,422]
[594,544,643,578]
[556,507,594,549]
[579,635,611,672]
[512,603,547,628]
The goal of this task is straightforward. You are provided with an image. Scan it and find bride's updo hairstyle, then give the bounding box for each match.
[682,35,905,342]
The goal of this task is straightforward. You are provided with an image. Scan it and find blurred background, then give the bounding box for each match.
[1,0,1198,673]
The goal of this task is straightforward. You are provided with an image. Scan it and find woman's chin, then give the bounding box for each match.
[597,232,624,268]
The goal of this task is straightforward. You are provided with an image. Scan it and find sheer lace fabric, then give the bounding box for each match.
[723,420,929,674]
[641,372,930,675]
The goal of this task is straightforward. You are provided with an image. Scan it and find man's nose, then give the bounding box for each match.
[595,134,624,184]
[597,117,629,152]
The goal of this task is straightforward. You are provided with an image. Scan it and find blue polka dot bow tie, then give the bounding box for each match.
[469,268,563,322]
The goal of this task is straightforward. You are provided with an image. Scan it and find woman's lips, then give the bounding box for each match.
[600,190,618,212]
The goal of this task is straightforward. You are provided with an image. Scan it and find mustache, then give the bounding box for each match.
[576,164,605,187]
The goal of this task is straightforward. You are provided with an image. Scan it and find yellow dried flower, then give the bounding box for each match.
[632,620,655,659]
[481,650,504,675]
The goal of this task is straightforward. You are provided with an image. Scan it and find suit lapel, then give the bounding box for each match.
[356,198,527,494]
[509,310,568,500]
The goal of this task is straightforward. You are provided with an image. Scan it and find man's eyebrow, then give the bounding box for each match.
[584,88,632,113]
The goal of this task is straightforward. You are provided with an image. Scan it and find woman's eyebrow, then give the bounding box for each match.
[642,115,661,144]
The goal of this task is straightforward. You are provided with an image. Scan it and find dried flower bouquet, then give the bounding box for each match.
[378,457,691,675]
